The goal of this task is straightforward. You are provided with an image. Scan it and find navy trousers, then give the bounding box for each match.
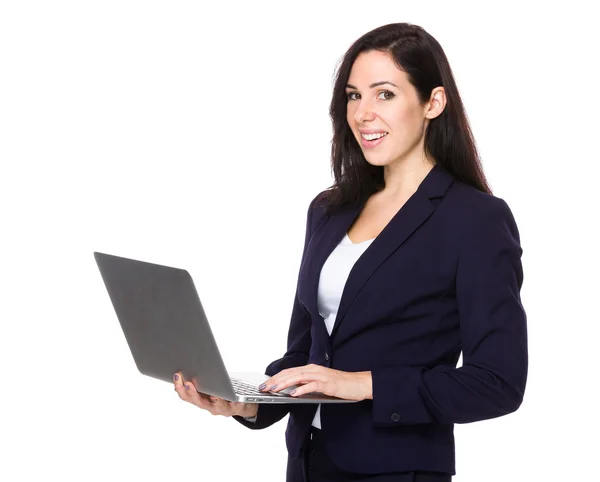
[286,428,452,482]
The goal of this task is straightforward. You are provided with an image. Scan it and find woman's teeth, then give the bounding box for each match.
[361,132,388,140]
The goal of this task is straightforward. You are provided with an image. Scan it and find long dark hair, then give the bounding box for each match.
[316,22,492,214]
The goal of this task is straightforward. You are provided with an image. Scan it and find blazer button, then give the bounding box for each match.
[325,352,329,361]
[391,412,401,422]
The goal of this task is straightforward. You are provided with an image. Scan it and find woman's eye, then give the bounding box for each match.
[378,90,395,100]
[347,91,394,101]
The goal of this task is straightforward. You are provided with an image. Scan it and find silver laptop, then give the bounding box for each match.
[94,252,355,404]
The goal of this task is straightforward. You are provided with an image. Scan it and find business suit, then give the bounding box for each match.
[235,164,527,480]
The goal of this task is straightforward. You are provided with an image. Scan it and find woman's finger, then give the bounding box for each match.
[261,367,295,391]
[290,381,323,397]
[184,382,215,410]
[263,365,323,392]
[271,371,327,393]
[173,372,214,411]
[173,372,188,398]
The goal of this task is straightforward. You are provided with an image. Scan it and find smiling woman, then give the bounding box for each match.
[345,52,438,160]
[173,22,527,482]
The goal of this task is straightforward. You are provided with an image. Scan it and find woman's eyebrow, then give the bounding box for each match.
[345,81,399,89]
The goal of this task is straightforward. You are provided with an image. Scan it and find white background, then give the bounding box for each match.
[1,1,598,481]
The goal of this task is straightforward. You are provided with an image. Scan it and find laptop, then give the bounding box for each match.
[94,252,355,404]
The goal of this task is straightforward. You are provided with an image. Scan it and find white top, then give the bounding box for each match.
[311,232,375,429]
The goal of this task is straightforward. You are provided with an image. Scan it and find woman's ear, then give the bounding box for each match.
[425,86,446,120]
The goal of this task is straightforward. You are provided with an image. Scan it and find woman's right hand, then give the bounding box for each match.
[173,372,259,419]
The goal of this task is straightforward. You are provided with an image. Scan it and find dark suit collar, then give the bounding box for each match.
[305,163,455,343]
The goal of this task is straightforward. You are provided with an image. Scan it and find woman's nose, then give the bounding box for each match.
[354,102,376,123]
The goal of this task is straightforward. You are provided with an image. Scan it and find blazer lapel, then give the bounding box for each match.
[304,164,455,342]
[302,203,358,325]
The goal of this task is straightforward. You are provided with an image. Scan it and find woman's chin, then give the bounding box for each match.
[363,155,390,167]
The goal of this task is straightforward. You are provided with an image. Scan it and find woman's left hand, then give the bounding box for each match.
[259,364,372,401]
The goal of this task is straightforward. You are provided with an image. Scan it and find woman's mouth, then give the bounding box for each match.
[360,131,388,148]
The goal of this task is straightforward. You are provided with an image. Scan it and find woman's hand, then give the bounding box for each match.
[173,372,258,419]
[259,365,372,401]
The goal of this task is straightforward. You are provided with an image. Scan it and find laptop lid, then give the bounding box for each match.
[94,252,237,400]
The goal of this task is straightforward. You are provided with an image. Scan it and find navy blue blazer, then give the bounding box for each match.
[235,164,527,476]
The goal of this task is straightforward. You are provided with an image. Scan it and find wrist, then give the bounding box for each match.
[241,404,259,418]
[361,371,373,400]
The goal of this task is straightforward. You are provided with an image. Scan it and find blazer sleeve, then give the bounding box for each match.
[233,194,322,430]
[370,197,528,426]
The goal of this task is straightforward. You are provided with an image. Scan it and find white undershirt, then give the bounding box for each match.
[311,232,375,429]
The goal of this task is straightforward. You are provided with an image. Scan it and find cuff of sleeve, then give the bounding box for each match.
[232,405,261,429]
[371,366,434,426]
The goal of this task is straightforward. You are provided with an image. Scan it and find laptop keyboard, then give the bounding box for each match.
[230,378,268,396]
[230,377,289,396]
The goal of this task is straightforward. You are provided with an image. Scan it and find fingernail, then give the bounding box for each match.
[270,385,277,391]
[290,389,296,395]
[174,374,179,382]
[185,384,189,390]
[258,384,266,390]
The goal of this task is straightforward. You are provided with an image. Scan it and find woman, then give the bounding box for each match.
[173,22,528,481]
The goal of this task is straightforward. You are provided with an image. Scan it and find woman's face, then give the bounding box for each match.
[345,50,430,168]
